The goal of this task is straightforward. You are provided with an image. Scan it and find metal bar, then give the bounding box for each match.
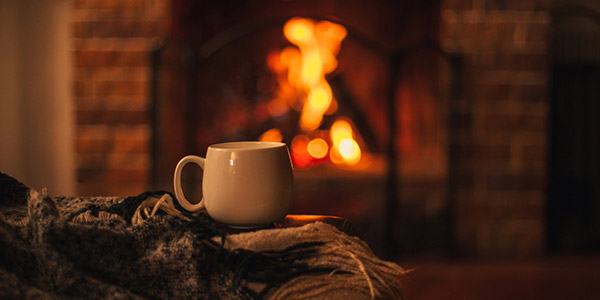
[148,40,165,190]
[383,53,401,260]
[444,53,462,257]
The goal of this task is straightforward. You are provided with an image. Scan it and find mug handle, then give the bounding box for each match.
[173,155,206,212]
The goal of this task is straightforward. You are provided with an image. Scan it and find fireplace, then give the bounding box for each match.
[152,1,457,254]
[71,0,551,258]
[149,0,456,257]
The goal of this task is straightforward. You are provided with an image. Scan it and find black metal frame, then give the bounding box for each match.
[547,4,600,252]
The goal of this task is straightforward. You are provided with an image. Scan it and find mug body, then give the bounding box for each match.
[203,141,294,227]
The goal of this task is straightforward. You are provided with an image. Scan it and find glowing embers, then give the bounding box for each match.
[307,138,328,159]
[260,17,365,169]
[330,119,361,165]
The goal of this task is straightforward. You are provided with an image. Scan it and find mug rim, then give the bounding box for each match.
[209,141,286,150]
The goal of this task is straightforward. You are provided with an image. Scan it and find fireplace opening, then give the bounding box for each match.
[150,0,456,258]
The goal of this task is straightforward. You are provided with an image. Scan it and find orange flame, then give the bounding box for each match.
[330,118,361,165]
[259,128,283,142]
[307,138,329,159]
[262,18,364,168]
[281,18,347,131]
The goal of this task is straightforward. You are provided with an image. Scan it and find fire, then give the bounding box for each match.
[290,135,312,168]
[307,138,328,159]
[330,118,362,165]
[259,128,283,143]
[260,17,365,168]
[283,18,345,131]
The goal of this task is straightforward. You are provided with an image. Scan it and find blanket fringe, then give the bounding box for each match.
[221,222,406,300]
[131,194,191,225]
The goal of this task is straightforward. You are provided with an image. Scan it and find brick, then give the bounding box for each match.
[107,153,149,169]
[481,21,519,48]
[73,79,89,97]
[78,167,147,190]
[475,53,549,72]
[105,168,148,185]
[76,125,111,153]
[77,109,148,125]
[74,19,161,38]
[483,173,545,190]
[113,125,150,153]
[74,0,149,11]
[521,142,546,163]
[82,66,149,80]
[508,53,548,72]
[77,153,111,170]
[470,82,511,102]
[449,19,548,53]
[74,38,157,51]
[77,166,106,183]
[463,159,517,177]
[474,70,546,86]
[481,110,546,133]
[95,80,148,97]
[77,177,147,197]
[76,133,109,155]
[517,84,547,103]
[519,141,547,174]
[456,141,512,161]
[76,95,148,110]
[75,182,106,197]
[484,0,551,11]
[524,20,550,43]
[441,0,475,10]
[105,183,147,197]
[448,19,517,49]
[74,68,150,100]
[74,49,150,68]
[486,189,544,206]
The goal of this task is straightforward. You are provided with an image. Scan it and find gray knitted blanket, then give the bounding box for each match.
[0,172,405,299]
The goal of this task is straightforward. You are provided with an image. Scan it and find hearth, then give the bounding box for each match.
[150,0,459,257]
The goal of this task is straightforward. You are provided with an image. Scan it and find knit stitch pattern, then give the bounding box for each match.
[0,172,405,299]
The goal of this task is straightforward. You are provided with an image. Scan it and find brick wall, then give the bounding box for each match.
[73,0,168,196]
[441,0,550,256]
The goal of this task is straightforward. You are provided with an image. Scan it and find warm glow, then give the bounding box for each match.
[325,98,338,115]
[315,20,347,52]
[299,108,323,131]
[329,146,345,165]
[308,86,331,110]
[277,18,344,131]
[339,138,361,163]
[292,134,310,154]
[280,47,300,67]
[307,138,328,159]
[264,18,365,168]
[330,119,353,146]
[259,128,283,142]
[330,118,362,165]
[301,52,322,85]
[284,18,314,45]
[291,134,312,167]
[267,98,289,116]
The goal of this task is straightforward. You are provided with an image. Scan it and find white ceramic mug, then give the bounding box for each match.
[173,141,294,228]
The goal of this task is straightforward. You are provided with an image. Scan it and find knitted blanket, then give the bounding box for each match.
[0,172,405,299]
